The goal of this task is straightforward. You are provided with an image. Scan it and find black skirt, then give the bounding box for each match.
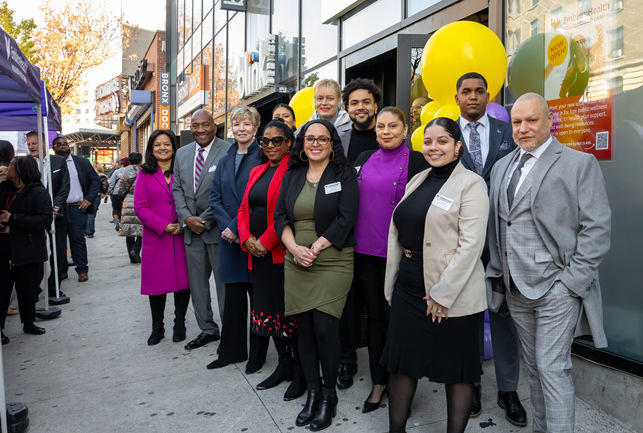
[380,254,483,384]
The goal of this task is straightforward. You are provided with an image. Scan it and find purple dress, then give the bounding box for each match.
[134,168,189,295]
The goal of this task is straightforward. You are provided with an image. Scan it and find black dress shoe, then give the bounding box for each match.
[296,388,321,426]
[498,391,527,427]
[470,385,481,417]
[147,328,164,346]
[245,359,264,374]
[310,391,338,431]
[362,388,387,413]
[336,362,356,390]
[184,332,220,350]
[172,324,186,342]
[1,332,8,345]
[23,324,46,335]
[283,367,306,401]
[207,358,232,370]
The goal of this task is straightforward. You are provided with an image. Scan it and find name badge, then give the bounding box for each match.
[432,194,454,211]
[324,182,342,195]
[208,165,217,173]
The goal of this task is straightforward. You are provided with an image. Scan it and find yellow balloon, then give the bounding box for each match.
[421,21,507,104]
[289,87,315,128]
[411,126,425,152]
[434,104,461,121]
[420,101,441,125]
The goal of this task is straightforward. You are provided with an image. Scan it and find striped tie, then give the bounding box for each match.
[194,147,205,190]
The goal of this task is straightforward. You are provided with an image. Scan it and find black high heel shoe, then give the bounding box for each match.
[310,390,338,431]
[362,387,387,413]
[296,388,321,426]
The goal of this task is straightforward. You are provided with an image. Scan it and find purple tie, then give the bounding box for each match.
[194,148,205,189]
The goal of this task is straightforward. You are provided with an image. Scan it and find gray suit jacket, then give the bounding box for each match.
[336,122,354,157]
[486,138,611,347]
[172,139,231,245]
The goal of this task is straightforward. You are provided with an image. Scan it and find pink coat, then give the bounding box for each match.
[134,168,190,295]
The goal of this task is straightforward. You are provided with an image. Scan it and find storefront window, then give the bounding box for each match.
[303,60,338,85]
[341,0,401,50]
[301,0,338,71]
[202,43,214,114]
[215,1,226,35]
[185,0,192,41]
[178,0,185,51]
[505,0,643,364]
[272,0,299,82]
[193,0,201,29]
[213,25,227,120]
[246,6,269,52]
[227,12,244,116]
[407,0,442,17]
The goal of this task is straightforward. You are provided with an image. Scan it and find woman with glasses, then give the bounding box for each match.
[237,119,305,401]
[274,119,359,431]
[207,105,265,372]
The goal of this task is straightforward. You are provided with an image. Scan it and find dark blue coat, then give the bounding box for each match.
[209,140,262,283]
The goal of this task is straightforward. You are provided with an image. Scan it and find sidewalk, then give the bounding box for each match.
[1,205,635,433]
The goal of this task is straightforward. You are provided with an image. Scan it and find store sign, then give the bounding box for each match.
[221,0,247,11]
[131,59,149,90]
[159,72,171,129]
[239,34,276,99]
[177,65,209,119]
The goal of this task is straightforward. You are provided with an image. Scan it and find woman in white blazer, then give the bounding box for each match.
[380,117,489,433]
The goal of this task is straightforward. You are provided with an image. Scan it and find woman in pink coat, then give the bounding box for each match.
[134,130,190,345]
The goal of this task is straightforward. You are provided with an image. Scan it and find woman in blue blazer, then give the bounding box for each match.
[208,105,264,372]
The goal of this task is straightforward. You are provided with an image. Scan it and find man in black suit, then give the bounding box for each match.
[455,72,526,427]
[26,131,70,303]
[52,135,100,282]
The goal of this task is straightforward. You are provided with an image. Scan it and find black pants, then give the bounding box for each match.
[338,282,360,366]
[353,253,389,385]
[219,282,268,363]
[110,194,123,218]
[64,205,88,274]
[149,290,191,330]
[296,309,340,393]
[48,215,67,294]
[0,262,42,328]
[126,236,142,256]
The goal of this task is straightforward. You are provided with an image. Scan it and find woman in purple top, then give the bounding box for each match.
[134,130,190,346]
[353,107,429,413]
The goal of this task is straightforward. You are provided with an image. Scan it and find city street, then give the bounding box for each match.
[1,206,635,433]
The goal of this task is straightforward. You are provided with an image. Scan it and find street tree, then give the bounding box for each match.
[33,0,119,114]
[0,1,37,63]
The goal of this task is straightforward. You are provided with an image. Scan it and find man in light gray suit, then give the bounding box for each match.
[486,93,611,433]
[173,109,231,350]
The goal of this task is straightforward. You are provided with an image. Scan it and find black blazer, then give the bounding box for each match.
[71,155,101,212]
[354,148,430,181]
[459,116,516,187]
[0,182,53,266]
[49,155,70,214]
[274,164,359,250]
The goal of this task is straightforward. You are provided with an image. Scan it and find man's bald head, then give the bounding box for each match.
[190,110,216,147]
[510,92,553,152]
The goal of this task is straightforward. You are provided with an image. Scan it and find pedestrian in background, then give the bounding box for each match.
[85,161,106,238]
[108,157,128,230]
[0,157,53,341]
[351,107,428,413]
[134,130,190,346]
[238,119,304,400]
[207,105,263,371]
[381,117,488,433]
[275,119,359,431]
[118,152,143,264]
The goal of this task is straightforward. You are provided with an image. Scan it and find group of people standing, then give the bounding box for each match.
[131,73,610,433]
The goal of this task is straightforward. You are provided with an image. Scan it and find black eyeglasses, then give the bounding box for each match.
[303,135,331,145]
[258,136,287,147]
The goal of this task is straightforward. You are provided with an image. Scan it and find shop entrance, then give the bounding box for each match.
[345,49,397,108]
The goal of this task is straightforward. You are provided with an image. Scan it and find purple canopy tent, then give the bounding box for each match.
[0,83,62,137]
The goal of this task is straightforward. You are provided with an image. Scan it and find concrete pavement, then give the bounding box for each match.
[1,205,635,433]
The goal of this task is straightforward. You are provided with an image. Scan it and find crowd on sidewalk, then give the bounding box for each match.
[0,73,611,433]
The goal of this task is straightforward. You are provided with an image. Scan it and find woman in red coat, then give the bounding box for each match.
[134,130,190,346]
[238,119,304,401]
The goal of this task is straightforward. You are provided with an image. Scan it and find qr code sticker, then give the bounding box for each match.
[596,131,609,150]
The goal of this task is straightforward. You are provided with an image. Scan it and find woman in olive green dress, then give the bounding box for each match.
[274,119,359,431]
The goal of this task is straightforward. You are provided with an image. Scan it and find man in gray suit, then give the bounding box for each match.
[454,73,526,426]
[486,93,611,433]
[173,109,231,350]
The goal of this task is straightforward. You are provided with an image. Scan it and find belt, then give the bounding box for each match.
[67,201,84,206]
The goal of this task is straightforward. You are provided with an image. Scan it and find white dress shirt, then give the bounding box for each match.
[193,140,213,192]
[506,136,553,195]
[459,113,490,166]
[65,154,84,203]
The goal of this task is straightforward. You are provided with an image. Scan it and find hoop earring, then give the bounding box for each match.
[329,150,335,161]
[299,150,308,162]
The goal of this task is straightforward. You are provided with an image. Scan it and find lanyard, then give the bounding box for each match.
[5,186,24,211]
